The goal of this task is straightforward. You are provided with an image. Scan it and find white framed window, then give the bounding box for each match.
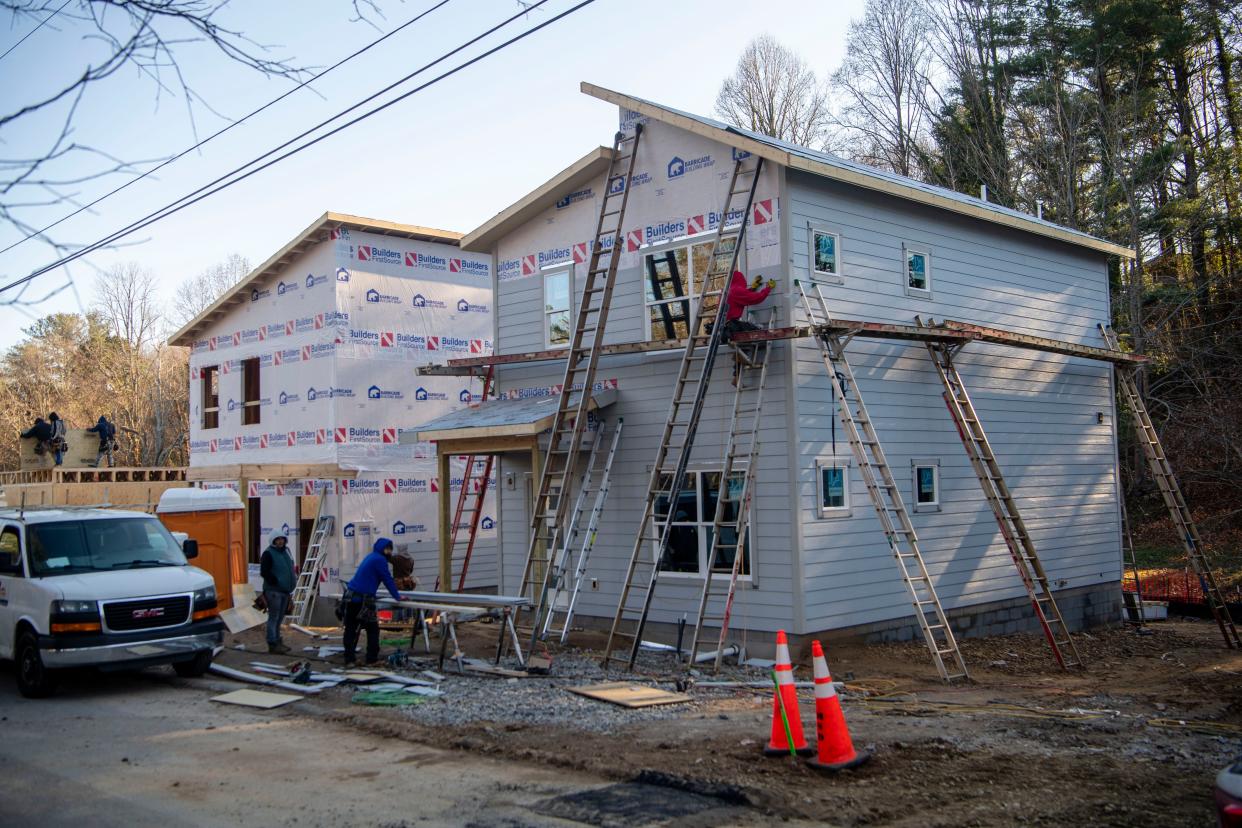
[654,470,752,578]
[816,457,852,517]
[543,268,572,348]
[904,245,931,296]
[808,224,843,284]
[911,458,940,512]
[643,237,739,341]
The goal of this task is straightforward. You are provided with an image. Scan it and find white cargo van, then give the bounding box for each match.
[0,507,224,697]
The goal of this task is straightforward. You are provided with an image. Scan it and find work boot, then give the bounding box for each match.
[268,642,291,655]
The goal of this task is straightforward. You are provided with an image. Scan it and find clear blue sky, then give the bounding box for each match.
[0,0,865,346]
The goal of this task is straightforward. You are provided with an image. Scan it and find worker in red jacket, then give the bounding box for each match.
[723,270,776,339]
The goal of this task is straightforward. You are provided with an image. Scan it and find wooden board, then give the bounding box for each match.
[220,604,266,634]
[210,689,302,709]
[564,682,692,709]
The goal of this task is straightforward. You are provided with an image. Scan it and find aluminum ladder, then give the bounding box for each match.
[687,310,776,672]
[1120,499,1147,625]
[435,365,496,592]
[1100,323,1239,647]
[515,126,644,643]
[291,506,335,625]
[541,419,624,642]
[603,153,764,669]
[920,322,1083,669]
[796,282,969,682]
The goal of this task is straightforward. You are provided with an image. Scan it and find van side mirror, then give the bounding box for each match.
[182,539,199,560]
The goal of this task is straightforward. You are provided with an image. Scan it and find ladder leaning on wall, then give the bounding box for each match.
[1100,323,1240,648]
[796,281,969,683]
[291,502,335,625]
[514,125,645,646]
[435,365,496,592]
[919,320,1083,670]
[541,419,624,642]
[603,152,765,670]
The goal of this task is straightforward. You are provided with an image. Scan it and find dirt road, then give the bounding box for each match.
[0,666,786,827]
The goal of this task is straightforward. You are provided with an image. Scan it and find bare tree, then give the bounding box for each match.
[171,253,250,326]
[715,35,830,146]
[831,0,935,177]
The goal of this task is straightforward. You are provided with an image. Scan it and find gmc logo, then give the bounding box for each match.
[132,608,165,619]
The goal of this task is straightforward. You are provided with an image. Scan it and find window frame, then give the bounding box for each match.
[816,456,853,518]
[542,267,573,349]
[201,365,220,430]
[642,236,744,343]
[808,224,843,285]
[242,357,261,426]
[0,524,24,576]
[903,244,932,297]
[911,458,941,512]
[654,468,755,582]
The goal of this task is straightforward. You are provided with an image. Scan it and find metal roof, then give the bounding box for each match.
[407,389,617,442]
[168,212,463,347]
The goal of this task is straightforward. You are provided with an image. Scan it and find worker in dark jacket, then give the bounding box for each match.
[342,537,402,666]
[259,534,296,654]
[20,416,62,465]
[86,415,117,468]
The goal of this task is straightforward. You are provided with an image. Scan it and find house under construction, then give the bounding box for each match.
[407,82,1226,679]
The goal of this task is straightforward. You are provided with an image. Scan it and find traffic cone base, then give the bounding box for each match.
[806,750,871,773]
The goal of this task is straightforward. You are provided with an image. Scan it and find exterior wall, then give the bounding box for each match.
[490,114,796,634]
[786,171,1120,634]
[186,229,498,593]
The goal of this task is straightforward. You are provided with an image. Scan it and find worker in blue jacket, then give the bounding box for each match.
[341,537,402,666]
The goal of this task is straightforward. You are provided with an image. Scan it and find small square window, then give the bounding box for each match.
[904,246,931,295]
[809,226,842,284]
[911,459,941,512]
[816,459,851,517]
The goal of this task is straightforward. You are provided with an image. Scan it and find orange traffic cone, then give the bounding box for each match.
[806,640,870,772]
[764,630,813,757]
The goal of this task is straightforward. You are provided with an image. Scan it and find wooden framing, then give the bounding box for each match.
[417,318,1146,377]
[0,467,187,487]
[581,82,1136,260]
[169,212,463,347]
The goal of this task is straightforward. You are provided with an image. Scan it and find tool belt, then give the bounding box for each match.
[338,588,377,624]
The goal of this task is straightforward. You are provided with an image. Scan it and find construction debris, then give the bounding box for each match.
[565,682,692,709]
[207,663,329,694]
[210,689,303,709]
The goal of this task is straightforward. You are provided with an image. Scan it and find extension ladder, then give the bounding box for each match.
[516,126,644,644]
[603,153,764,669]
[1100,323,1240,647]
[920,325,1083,669]
[797,282,969,682]
[687,310,776,671]
[435,366,496,592]
[1120,499,1146,625]
[541,419,624,642]
[291,506,335,625]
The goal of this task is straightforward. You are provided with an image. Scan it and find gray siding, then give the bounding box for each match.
[786,171,1120,632]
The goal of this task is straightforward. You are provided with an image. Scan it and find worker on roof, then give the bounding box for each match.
[260,533,295,654]
[340,537,402,667]
[723,270,775,340]
[20,417,52,456]
[86,415,117,468]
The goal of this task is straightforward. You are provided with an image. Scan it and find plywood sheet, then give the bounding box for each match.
[564,682,692,708]
[220,605,266,634]
[210,689,302,709]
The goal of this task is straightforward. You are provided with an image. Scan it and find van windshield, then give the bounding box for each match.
[27,518,187,577]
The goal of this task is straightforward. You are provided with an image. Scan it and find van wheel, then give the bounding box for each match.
[173,649,213,678]
[16,630,56,698]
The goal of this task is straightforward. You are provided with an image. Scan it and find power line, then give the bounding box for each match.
[2,0,588,295]
[0,0,454,258]
[0,0,71,63]
[3,0,595,295]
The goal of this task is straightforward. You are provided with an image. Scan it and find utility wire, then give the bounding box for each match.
[0,0,454,257]
[0,0,71,63]
[3,0,590,294]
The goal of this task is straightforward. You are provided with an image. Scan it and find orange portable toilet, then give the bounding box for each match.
[157,487,246,610]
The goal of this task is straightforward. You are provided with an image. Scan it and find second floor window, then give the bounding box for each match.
[201,365,219,430]
[644,237,737,341]
[544,269,572,348]
[242,357,261,425]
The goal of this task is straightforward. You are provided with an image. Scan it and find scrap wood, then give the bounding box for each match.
[462,659,529,678]
[207,663,327,694]
[565,682,692,709]
[220,605,266,634]
[211,689,303,709]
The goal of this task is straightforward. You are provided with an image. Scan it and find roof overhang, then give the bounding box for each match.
[168,212,463,347]
[460,146,615,252]
[406,389,617,443]
[581,82,1135,260]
